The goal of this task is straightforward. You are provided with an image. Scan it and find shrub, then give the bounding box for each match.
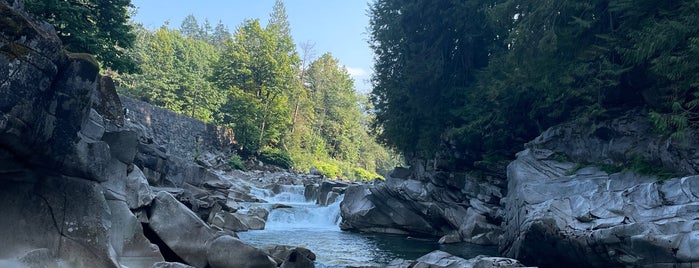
[228,154,244,170]
[313,161,342,178]
[258,147,293,169]
[352,167,384,181]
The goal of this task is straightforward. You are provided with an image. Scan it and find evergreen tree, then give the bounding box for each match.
[24,0,137,72]
[369,0,491,159]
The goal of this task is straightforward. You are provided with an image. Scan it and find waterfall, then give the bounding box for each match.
[250,184,343,231]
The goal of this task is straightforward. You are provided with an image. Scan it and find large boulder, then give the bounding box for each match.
[107,200,164,267]
[206,235,277,268]
[263,245,316,268]
[501,147,699,267]
[340,169,504,244]
[211,211,266,232]
[147,191,217,268]
[0,174,119,267]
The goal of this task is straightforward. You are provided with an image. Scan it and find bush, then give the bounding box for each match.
[313,161,342,178]
[352,167,384,181]
[258,147,293,169]
[228,154,244,170]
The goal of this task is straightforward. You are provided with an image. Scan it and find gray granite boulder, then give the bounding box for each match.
[107,200,164,267]
[340,169,503,244]
[206,235,276,268]
[501,148,699,267]
[0,175,119,268]
[148,191,217,268]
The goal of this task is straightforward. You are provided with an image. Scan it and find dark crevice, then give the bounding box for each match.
[140,223,187,264]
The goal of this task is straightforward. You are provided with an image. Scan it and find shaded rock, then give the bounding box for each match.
[125,165,155,209]
[273,203,293,209]
[206,235,276,268]
[0,175,119,268]
[317,180,348,206]
[120,95,235,163]
[340,170,503,241]
[304,183,319,202]
[280,248,316,268]
[102,129,138,164]
[528,109,698,175]
[264,245,316,267]
[107,200,164,267]
[148,191,217,268]
[249,206,270,221]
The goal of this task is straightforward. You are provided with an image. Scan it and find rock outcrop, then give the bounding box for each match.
[0,2,163,267]
[501,110,699,267]
[340,166,504,245]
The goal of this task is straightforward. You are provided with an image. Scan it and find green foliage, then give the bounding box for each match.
[369,0,698,169]
[117,7,398,178]
[312,160,342,179]
[258,147,293,169]
[228,154,245,170]
[118,25,223,122]
[24,0,137,73]
[369,0,490,158]
[212,19,294,153]
[352,167,384,181]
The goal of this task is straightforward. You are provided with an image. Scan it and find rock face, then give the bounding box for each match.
[501,110,699,267]
[121,96,235,164]
[340,167,504,244]
[0,2,163,267]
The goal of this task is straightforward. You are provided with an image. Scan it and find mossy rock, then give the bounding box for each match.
[0,42,32,60]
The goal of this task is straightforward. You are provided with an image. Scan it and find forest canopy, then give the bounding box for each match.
[369,0,699,168]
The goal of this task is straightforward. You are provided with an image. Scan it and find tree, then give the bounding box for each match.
[307,53,363,162]
[24,0,138,73]
[369,0,491,159]
[119,26,222,122]
[180,14,204,40]
[211,20,231,50]
[213,19,294,153]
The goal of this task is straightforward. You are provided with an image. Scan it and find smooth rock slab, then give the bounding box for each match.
[148,191,216,268]
[0,175,119,268]
[206,235,276,268]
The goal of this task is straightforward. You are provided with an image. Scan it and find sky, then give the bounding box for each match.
[131,0,374,93]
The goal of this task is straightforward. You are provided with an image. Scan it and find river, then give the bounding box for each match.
[237,184,497,267]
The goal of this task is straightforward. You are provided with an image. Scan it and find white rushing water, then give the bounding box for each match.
[238,183,497,267]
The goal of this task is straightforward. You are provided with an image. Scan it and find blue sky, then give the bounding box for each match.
[131,0,374,93]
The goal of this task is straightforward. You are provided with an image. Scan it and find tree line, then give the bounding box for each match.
[369,0,699,170]
[23,0,399,180]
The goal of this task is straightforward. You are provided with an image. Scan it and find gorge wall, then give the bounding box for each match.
[341,109,699,267]
[0,2,163,266]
